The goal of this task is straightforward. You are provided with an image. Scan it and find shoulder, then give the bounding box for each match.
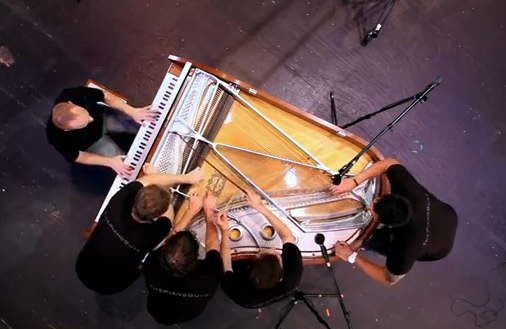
[221,270,239,291]
[55,86,104,105]
[115,181,143,197]
[385,164,421,185]
[385,164,427,196]
[106,181,143,211]
[144,249,162,267]
[143,250,164,277]
[281,243,303,276]
[282,243,302,256]
[204,250,223,264]
[386,230,421,275]
[385,163,411,177]
[197,250,223,278]
[45,116,63,140]
[153,216,172,233]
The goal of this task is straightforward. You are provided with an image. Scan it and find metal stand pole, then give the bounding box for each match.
[332,76,443,185]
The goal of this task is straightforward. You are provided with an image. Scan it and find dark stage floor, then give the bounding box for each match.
[1,0,505,328]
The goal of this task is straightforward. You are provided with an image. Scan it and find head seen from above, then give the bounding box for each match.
[372,194,412,228]
[52,102,93,131]
[132,185,171,222]
[162,231,200,277]
[249,249,283,290]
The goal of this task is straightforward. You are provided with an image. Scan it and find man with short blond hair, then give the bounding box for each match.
[46,86,154,176]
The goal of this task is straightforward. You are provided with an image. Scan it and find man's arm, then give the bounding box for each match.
[170,191,203,235]
[334,242,405,286]
[204,208,219,252]
[203,191,219,252]
[353,158,399,185]
[246,191,295,244]
[216,212,232,272]
[103,91,136,117]
[137,167,202,187]
[330,158,400,195]
[75,151,132,177]
[153,193,199,251]
[103,92,155,124]
[355,255,404,286]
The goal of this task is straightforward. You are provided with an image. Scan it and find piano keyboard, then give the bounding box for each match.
[93,62,192,222]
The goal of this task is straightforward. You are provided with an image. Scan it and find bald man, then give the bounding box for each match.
[46,86,154,176]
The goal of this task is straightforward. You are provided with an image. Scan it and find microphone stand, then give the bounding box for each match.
[275,236,353,329]
[332,76,443,185]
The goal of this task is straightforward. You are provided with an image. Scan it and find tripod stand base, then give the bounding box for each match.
[275,291,336,329]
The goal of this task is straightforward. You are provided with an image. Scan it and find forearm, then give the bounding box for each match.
[257,206,295,243]
[104,92,135,117]
[204,210,219,251]
[220,228,232,272]
[137,172,192,187]
[75,151,111,167]
[354,158,399,184]
[172,207,198,234]
[355,255,395,286]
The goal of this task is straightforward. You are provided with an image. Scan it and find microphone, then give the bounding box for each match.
[315,233,331,267]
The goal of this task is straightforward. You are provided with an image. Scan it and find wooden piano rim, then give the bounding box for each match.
[167,55,387,265]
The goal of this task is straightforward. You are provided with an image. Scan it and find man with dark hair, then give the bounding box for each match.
[220,191,303,308]
[46,86,155,176]
[330,158,458,286]
[143,191,225,325]
[75,164,202,294]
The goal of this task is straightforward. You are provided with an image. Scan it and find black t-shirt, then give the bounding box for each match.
[144,249,223,325]
[221,243,303,308]
[46,87,106,162]
[382,165,458,275]
[76,182,172,294]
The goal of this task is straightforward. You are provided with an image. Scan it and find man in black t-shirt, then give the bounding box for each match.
[143,191,224,325]
[330,158,458,286]
[76,164,202,294]
[46,86,155,176]
[220,192,303,308]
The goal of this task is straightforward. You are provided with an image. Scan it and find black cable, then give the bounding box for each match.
[450,261,506,327]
